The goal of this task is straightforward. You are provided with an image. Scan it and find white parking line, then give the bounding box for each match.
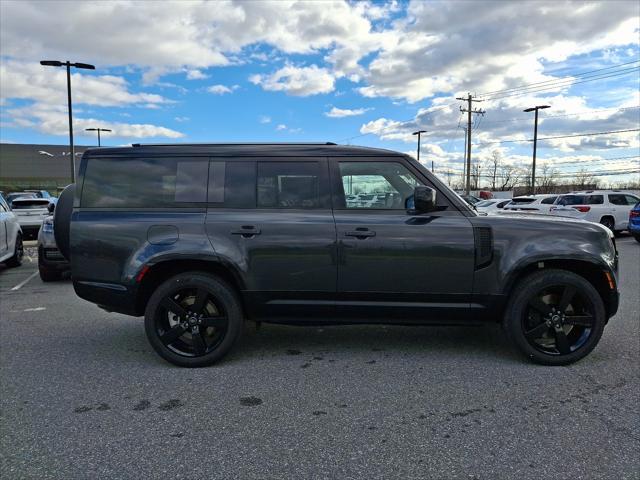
[11,271,39,291]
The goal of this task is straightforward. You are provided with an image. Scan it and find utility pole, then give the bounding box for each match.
[523,105,550,195]
[457,94,485,195]
[431,160,434,173]
[412,130,427,162]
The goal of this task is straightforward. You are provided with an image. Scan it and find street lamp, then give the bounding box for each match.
[40,60,96,182]
[85,127,112,147]
[523,105,550,194]
[412,130,427,162]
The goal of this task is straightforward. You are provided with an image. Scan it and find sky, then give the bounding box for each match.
[1,0,639,187]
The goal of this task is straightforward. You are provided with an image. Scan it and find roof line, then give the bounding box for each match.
[131,142,338,147]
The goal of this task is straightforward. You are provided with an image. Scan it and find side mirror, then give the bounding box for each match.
[414,186,437,213]
[47,202,55,213]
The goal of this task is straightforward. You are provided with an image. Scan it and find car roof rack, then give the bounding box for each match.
[131,142,338,147]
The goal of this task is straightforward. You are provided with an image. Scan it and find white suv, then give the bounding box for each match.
[502,194,559,213]
[550,190,640,232]
[0,194,24,267]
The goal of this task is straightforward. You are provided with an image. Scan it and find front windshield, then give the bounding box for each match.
[475,200,495,207]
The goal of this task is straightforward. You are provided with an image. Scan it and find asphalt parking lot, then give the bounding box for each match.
[1,238,638,479]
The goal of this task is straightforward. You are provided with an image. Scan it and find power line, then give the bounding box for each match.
[475,128,640,146]
[478,59,640,96]
[479,105,640,125]
[457,93,485,194]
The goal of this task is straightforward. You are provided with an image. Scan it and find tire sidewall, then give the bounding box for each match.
[504,269,606,366]
[144,272,243,367]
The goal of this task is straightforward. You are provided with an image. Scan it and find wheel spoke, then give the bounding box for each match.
[558,285,577,312]
[161,297,188,318]
[528,297,553,316]
[160,324,186,345]
[524,322,550,339]
[201,316,227,328]
[191,288,209,314]
[191,329,206,355]
[564,315,594,327]
[553,328,571,355]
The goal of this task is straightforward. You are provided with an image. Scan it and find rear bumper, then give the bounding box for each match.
[38,245,70,272]
[73,280,140,316]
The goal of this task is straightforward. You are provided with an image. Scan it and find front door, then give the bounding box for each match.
[205,158,337,320]
[330,158,476,322]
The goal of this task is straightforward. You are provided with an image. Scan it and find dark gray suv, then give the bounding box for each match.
[54,143,619,367]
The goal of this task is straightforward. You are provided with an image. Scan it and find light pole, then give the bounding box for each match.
[412,130,427,162]
[85,127,112,147]
[523,105,550,195]
[40,60,96,183]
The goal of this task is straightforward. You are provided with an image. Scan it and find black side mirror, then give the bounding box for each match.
[413,186,437,213]
[47,202,55,213]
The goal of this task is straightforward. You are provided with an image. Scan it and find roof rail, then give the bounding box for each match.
[131,142,338,147]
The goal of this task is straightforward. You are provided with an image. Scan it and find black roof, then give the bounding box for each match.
[84,143,403,158]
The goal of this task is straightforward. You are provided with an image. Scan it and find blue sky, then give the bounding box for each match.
[1,0,639,186]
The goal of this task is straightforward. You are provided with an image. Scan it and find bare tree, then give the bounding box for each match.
[498,164,520,191]
[537,164,559,194]
[573,168,596,189]
[486,150,501,190]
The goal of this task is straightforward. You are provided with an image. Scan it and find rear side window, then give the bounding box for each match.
[585,195,603,205]
[541,196,557,204]
[81,157,208,207]
[257,162,324,209]
[510,198,536,204]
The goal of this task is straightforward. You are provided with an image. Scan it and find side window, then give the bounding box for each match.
[338,161,424,209]
[257,161,323,209]
[586,195,604,205]
[608,194,627,206]
[624,195,640,206]
[541,196,557,204]
[82,157,208,207]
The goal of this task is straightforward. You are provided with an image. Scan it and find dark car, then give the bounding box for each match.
[37,203,70,281]
[53,143,619,368]
[629,201,640,243]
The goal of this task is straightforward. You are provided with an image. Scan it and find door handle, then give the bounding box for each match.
[231,226,261,237]
[344,229,375,239]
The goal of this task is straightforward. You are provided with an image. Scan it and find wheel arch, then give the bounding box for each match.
[503,258,617,319]
[135,258,246,316]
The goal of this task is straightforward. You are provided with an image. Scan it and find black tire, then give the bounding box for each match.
[53,184,75,261]
[503,269,605,366]
[144,272,243,367]
[633,234,640,244]
[39,267,62,282]
[5,234,23,268]
[599,216,615,232]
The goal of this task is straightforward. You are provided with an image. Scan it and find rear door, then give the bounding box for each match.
[330,157,475,321]
[205,157,337,320]
[0,201,9,256]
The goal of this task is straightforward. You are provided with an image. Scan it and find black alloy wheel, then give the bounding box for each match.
[145,273,243,367]
[504,269,605,365]
[6,234,23,267]
[522,284,595,356]
[156,287,228,357]
[600,217,615,232]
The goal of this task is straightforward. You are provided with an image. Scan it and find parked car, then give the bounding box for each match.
[475,199,511,213]
[37,203,70,281]
[0,193,24,267]
[629,202,640,243]
[54,143,619,368]
[503,194,558,213]
[6,191,37,208]
[10,197,51,239]
[25,190,53,199]
[550,190,640,233]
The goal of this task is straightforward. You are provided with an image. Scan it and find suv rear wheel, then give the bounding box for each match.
[144,272,243,367]
[503,269,605,365]
[5,233,23,268]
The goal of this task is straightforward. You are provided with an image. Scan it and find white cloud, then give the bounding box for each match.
[7,104,184,139]
[276,124,287,131]
[259,115,272,124]
[250,64,335,96]
[174,116,190,122]
[206,84,239,95]
[186,69,208,80]
[325,106,372,118]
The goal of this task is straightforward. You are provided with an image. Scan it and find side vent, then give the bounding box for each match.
[473,226,493,269]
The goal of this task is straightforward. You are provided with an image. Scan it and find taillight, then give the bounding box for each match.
[572,206,591,213]
[630,210,640,218]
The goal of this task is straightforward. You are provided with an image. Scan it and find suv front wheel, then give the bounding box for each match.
[144,272,243,367]
[503,269,605,365]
